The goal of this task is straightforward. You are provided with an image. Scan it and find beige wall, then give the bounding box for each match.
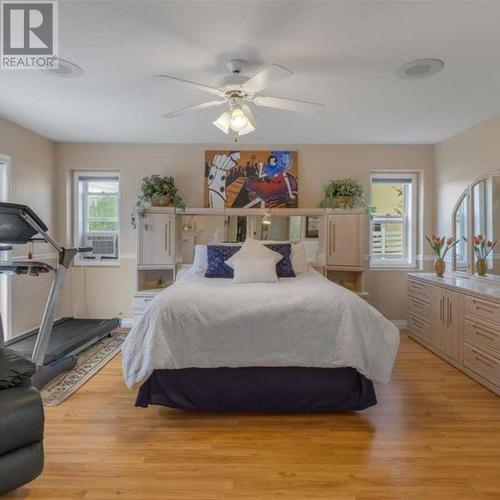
[0,117,56,337]
[435,113,500,236]
[55,143,434,320]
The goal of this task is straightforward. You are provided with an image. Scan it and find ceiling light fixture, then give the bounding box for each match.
[213,101,256,142]
[159,60,324,143]
[396,58,444,80]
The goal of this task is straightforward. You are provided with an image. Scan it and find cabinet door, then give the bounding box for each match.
[431,286,446,349]
[441,289,463,363]
[138,213,175,266]
[326,214,364,267]
[431,287,463,362]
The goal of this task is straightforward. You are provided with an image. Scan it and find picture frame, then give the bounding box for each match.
[305,216,320,238]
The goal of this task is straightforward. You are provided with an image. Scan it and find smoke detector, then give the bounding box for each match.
[396,58,444,80]
[226,59,246,75]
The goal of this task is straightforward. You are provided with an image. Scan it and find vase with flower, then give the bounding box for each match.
[425,235,458,277]
[473,234,497,276]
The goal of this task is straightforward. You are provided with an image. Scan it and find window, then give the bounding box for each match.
[74,172,120,264]
[370,172,417,268]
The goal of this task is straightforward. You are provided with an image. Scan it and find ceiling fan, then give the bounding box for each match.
[156,59,324,141]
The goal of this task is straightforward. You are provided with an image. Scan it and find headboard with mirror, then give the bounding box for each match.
[452,172,500,279]
[179,213,321,266]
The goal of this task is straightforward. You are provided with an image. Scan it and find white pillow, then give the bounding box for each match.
[225,238,282,269]
[291,242,307,273]
[192,245,208,271]
[232,256,278,284]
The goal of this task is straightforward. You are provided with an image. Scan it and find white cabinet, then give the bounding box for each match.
[326,213,364,267]
[137,211,175,267]
[408,274,499,395]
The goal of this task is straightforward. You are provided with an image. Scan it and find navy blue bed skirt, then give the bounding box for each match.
[136,367,377,412]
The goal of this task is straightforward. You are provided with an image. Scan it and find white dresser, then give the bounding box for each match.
[408,273,500,395]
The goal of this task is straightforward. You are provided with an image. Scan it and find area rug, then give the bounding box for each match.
[41,327,129,407]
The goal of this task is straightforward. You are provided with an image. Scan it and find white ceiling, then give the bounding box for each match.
[2,1,500,144]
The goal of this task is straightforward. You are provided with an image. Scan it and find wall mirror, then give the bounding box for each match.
[178,213,323,265]
[254,214,321,263]
[471,175,500,277]
[179,215,247,263]
[453,194,468,272]
[452,173,500,279]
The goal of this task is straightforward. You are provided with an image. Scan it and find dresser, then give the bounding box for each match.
[408,273,500,395]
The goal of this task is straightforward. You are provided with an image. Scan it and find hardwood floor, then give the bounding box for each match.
[6,333,500,499]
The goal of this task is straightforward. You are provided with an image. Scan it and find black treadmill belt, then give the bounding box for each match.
[7,317,120,365]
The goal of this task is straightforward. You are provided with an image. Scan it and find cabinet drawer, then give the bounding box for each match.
[409,295,431,320]
[408,279,433,301]
[464,319,500,356]
[464,343,500,386]
[134,295,155,311]
[408,314,430,341]
[465,296,500,324]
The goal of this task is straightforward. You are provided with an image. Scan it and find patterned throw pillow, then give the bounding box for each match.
[264,243,296,278]
[205,245,241,278]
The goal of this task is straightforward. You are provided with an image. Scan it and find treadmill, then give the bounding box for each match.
[0,202,120,389]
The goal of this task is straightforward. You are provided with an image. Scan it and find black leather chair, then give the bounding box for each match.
[0,348,44,495]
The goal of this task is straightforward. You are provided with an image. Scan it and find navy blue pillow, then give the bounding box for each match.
[205,245,241,278]
[265,243,296,278]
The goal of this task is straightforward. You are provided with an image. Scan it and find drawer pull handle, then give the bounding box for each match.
[475,305,497,315]
[472,325,497,340]
[473,352,496,368]
[472,299,498,310]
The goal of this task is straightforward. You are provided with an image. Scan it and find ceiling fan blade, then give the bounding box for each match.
[242,64,293,94]
[253,95,324,114]
[162,100,226,118]
[154,74,224,97]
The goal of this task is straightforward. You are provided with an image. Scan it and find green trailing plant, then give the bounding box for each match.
[318,178,370,213]
[130,175,185,228]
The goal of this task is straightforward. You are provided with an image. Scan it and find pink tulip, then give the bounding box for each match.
[447,237,454,246]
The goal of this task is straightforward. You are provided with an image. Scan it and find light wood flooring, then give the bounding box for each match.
[6,333,500,499]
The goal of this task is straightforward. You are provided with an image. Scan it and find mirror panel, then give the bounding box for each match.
[471,175,500,277]
[454,195,468,271]
[179,215,247,264]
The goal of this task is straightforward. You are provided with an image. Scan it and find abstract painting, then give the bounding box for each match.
[204,150,298,209]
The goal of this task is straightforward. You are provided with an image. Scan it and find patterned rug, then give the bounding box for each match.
[41,327,129,407]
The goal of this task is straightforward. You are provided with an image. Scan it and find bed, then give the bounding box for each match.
[122,265,399,412]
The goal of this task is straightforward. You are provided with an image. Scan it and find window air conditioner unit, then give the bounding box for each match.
[82,233,118,259]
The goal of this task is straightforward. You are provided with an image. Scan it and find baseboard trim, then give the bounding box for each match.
[391,320,408,330]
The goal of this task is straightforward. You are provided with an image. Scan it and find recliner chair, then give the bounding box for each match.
[0,347,44,495]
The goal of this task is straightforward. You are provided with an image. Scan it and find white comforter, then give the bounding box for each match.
[122,268,399,388]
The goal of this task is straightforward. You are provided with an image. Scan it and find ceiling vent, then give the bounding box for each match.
[396,58,444,80]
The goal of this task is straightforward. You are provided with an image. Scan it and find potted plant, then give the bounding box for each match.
[318,178,369,212]
[131,175,185,227]
[425,235,458,277]
[473,234,497,276]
